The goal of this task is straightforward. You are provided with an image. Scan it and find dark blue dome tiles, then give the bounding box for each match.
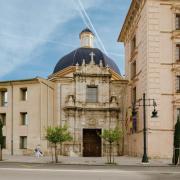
[53,48,120,75]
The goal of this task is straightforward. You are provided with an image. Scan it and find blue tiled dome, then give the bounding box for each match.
[53,47,120,75]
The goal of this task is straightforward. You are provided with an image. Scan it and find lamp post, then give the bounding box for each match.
[132,93,158,163]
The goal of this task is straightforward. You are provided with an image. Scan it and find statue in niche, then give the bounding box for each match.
[67,95,75,106]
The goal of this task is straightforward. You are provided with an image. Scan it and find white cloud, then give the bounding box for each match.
[0,0,103,78]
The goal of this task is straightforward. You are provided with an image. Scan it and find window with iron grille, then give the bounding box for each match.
[176,14,180,30]
[86,86,98,103]
[19,136,27,149]
[176,76,180,93]
[0,113,6,125]
[0,89,8,107]
[176,44,180,61]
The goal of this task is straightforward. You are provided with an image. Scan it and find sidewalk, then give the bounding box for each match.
[0,155,174,167]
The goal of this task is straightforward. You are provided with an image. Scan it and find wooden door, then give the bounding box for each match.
[83,129,101,157]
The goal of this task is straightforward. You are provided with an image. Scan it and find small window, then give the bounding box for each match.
[131,61,136,79]
[132,87,136,104]
[2,136,6,149]
[176,44,180,61]
[86,86,98,103]
[131,35,136,55]
[82,36,89,47]
[0,89,8,107]
[176,76,180,93]
[176,14,180,30]
[20,88,27,101]
[20,136,27,149]
[20,112,28,125]
[0,113,6,126]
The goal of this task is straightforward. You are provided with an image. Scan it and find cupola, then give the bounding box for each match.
[79,28,94,48]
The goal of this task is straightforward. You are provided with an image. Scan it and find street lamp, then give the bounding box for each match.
[132,93,158,163]
[151,100,158,118]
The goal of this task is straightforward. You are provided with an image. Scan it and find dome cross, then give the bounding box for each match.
[89,52,95,64]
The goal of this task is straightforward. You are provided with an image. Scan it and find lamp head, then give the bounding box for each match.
[151,109,158,118]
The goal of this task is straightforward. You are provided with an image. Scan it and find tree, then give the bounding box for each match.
[100,128,123,164]
[173,116,180,165]
[0,119,3,161]
[46,124,72,163]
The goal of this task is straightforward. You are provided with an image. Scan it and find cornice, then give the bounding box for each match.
[0,77,40,86]
[109,69,123,80]
[118,0,146,42]
[48,66,76,81]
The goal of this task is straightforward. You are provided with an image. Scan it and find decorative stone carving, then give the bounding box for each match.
[76,62,79,71]
[67,95,75,106]
[99,60,103,67]
[90,79,95,86]
[89,52,95,65]
[110,96,118,107]
[88,118,97,126]
[82,59,86,66]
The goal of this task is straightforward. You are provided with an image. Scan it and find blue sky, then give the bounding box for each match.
[0,0,131,81]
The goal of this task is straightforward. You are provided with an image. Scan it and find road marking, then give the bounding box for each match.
[0,168,180,174]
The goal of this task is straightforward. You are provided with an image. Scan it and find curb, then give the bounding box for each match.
[0,161,178,168]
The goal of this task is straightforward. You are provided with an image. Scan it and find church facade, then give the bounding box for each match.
[0,29,127,156]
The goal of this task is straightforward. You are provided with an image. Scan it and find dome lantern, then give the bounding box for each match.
[79,28,94,48]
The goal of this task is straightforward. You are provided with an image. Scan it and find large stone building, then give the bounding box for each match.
[0,29,127,156]
[118,0,180,158]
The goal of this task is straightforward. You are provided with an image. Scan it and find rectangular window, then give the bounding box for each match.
[2,136,6,149]
[20,88,27,101]
[0,90,8,107]
[176,14,180,30]
[132,87,136,104]
[131,61,136,79]
[20,112,28,125]
[176,76,180,93]
[176,44,180,61]
[131,35,136,55]
[177,108,180,118]
[20,136,27,149]
[0,113,6,125]
[86,86,98,103]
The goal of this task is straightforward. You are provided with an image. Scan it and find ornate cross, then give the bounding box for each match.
[89,52,95,62]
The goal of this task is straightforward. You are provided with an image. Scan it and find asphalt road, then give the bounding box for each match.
[0,163,179,180]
